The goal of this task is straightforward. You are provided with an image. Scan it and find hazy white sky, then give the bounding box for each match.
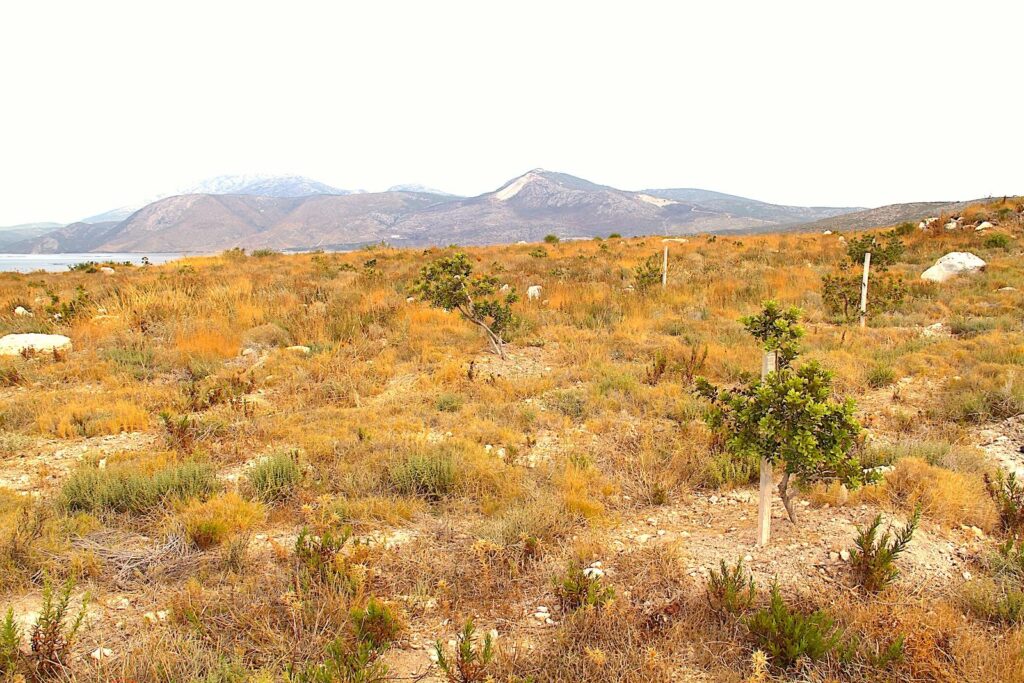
[1,0,1020,224]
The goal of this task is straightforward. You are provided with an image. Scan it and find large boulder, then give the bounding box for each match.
[0,333,72,356]
[921,252,986,283]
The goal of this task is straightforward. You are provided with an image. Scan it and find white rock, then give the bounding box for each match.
[998,286,1017,292]
[91,647,113,660]
[943,220,959,231]
[822,230,833,235]
[406,296,416,303]
[583,567,605,579]
[100,266,116,274]
[285,345,311,354]
[13,306,31,317]
[839,549,851,562]
[829,551,839,561]
[975,221,994,231]
[921,252,986,282]
[527,285,542,301]
[0,333,72,356]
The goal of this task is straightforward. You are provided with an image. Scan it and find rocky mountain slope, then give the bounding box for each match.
[789,199,984,232]
[14,169,979,254]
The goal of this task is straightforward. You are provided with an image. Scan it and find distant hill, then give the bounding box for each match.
[789,199,984,232]
[643,188,862,225]
[15,169,993,254]
[0,222,64,249]
[79,174,353,224]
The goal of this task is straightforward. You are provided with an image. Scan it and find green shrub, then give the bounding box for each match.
[632,254,662,293]
[707,558,756,615]
[554,560,615,612]
[387,451,456,501]
[544,234,560,244]
[745,584,843,669]
[436,393,464,413]
[962,577,1024,624]
[848,509,919,593]
[985,471,1024,534]
[548,390,588,421]
[983,233,1012,249]
[434,618,494,683]
[866,363,896,389]
[28,576,89,676]
[0,609,19,674]
[61,461,219,513]
[528,247,548,258]
[350,597,404,651]
[245,451,302,503]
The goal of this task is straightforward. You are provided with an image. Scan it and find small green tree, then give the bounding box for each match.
[738,300,804,369]
[845,231,904,271]
[821,273,907,326]
[413,253,517,360]
[696,302,864,530]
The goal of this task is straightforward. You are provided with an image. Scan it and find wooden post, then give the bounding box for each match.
[859,252,871,329]
[661,246,669,289]
[757,349,777,547]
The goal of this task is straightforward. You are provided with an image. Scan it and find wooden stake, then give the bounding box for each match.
[859,252,871,329]
[757,349,777,547]
[662,246,668,289]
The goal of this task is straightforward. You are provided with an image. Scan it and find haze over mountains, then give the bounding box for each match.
[3,170,981,254]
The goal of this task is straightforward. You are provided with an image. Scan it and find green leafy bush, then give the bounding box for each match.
[845,231,904,270]
[632,254,662,293]
[983,233,1012,249]
[350,597,404,651]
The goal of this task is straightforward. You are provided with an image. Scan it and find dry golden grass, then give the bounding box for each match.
[0,198,1020,680]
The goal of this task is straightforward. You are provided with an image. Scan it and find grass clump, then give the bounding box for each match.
[60,460,218,514]
[985,471,1024,534]
[350,597,405,652]
[179,492,265,549]
[876,457,997,531]
[245,451,302,503]
[387,450,457,501]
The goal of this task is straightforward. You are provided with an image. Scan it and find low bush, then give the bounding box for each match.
[745,584,843,669]
[350,597,404,651]
[387,450,457,501]
[707,558,756,615]
[985,471,1024,534]
[61,460,219,514]
[554,560,615,612]
[848,509,920,593]
[245,451,302,503]
[435,618,494,683]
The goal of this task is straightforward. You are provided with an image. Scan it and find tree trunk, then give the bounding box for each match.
[777,471,798,524]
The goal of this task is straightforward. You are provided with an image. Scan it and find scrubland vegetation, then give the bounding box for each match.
[0,198,1021,681]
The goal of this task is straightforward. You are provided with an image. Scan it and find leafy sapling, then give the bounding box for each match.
[697,302,864,540]
[413,253,517,360]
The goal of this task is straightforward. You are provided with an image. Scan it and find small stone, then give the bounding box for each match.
[839,549,850,562]
[962,571,973,581]
[13,306,31,317]
[285,345,311,354]
[91,647,113,660]
[829,551,840,561]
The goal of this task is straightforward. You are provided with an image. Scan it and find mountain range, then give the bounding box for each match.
[3,171,982,254]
